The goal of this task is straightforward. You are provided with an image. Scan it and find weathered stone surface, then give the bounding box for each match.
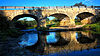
[0,7,99,27]
[81,16,95,24]
[60,17,71,26]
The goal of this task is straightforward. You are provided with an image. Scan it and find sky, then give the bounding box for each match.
[18,17,35,21]
[47,16,56,20]
[19,16,55,21]
[0,0,100,6]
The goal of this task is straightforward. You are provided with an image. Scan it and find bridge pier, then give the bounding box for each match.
[70,19,75,26]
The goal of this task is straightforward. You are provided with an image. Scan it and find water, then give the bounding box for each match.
[0,31,100,56]
[18,31,100,56]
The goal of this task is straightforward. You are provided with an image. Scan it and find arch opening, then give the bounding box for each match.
[75,12,94,25]
[12,14,38,29]
[46,13,70,27]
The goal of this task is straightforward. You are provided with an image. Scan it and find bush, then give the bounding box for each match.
[37,27,49,31]
[75,22,82,25]
[0,15,10,31]
[83,22,100,32]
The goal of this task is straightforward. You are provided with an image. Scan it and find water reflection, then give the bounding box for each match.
[19,32,38,47]
[18,31,97,55]
[46,32,58,43]
[76,32,95,44]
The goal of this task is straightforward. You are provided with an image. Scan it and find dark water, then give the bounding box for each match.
[0,31,100,56]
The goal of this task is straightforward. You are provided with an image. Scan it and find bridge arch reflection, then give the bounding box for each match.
[20,31,97,54]
[77,32,96,44]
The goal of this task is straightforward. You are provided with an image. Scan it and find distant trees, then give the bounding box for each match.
[46,17,60,27]
[73,2,86,7]
[15,19,37,29]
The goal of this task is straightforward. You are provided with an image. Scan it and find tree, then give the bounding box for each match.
[73,2,86,7]
[0,15,10,31]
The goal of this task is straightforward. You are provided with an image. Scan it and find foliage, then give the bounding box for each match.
[37,27,49,31]
[75,22,82,25]
[0,15,24,37]
[26,25,37,29]
[0,27,24,37]
[46,17,60,27]
[46,18,49,22]
[52,22,60,27]
[73,2,86,6]
[15,20,37,29]
[0,15,10,31]
[83,22,100,32]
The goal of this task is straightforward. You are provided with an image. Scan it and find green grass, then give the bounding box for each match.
[26,25,37,29]
[75,22,82,25]
[83,22,100,34]
[26,27,36,29]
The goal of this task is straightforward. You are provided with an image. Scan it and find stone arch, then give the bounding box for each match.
[48,13,71,26]
[12,14,39,22]
[49,13,71,19]
[12,14,39,27]
[75,12,95,24]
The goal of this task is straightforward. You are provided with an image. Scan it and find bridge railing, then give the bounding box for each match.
[0,6,48,10]
[0,6,100,10]
[46,6,96,9]
[47,6,71,9]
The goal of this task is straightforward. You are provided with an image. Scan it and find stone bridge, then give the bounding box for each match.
[0,6,100,27]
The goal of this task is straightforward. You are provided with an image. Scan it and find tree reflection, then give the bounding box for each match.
[76,32,95,44]
[19,31,97,55]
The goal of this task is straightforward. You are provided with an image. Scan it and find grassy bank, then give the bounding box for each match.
[82,22,100,34]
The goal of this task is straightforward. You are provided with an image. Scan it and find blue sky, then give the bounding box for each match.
[0,0,100,6]
[47,16,56,20]
[18,16,55,21]
[18,17,35,21]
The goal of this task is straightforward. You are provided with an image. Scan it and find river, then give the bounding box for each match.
[0,30,100,56]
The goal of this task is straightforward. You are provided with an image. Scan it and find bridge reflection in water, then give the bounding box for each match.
[18,31,97,55]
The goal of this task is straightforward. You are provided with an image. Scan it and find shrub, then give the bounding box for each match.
[37,27,49,31]
[75,22,82,25]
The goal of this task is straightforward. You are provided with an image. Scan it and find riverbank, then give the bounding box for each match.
[82,22,100,34]
[1,22,100,37]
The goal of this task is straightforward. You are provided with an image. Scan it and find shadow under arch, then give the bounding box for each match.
[75,12,94,24]
[49,13,70,19]
[48,13,71,27]
[12,14,39,27]
[76,12,94,19]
